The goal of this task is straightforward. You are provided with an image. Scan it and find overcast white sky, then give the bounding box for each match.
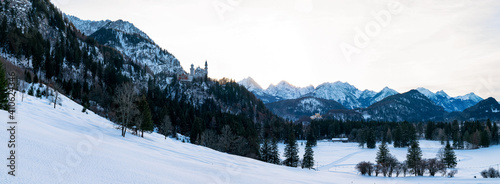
[51,0,500,99]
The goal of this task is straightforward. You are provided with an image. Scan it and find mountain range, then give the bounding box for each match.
[416,87,483,112]
[238,77,495,121]
[238,77,399,108]
[324,90,499,122]
[238,77,483,110]
[60,14,500,123]
[1,0,496,124]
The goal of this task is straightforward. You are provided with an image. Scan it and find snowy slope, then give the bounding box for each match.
[1,92,499,183]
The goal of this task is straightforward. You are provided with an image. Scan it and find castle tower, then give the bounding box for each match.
[190,64,195,76]
[204,60,208,71]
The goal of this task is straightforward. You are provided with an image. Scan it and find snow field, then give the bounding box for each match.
[1,91,499,183]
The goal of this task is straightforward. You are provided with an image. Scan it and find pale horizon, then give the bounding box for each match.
[52,0,500,100]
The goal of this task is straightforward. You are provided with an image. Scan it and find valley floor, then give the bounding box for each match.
[1,93,499,184]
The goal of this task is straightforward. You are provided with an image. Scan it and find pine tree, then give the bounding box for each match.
[270,138,281,165]
[480,129,490,148]
[492,123,499,145]
[284,131,299,167]
[302,143,314,169]
[35,87,42,98]
[28,85,34,96]
[376,142,390,165]
[33,74,39,83]
[306,129,317,147]
[385,128,393,144]
[393,126,403,148]
[366,128,376,149]
[24,71,32,83]
[443,141,457,168]
[401,122,417,147]
[260,139,271,162]
[376,142,390,176]
[0,16,7,46]
[425,122,435,140]
[406,141,422,176]
[139,96,154,137]
[0,62,8,110]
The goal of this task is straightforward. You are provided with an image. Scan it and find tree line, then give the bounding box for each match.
[309,119,499,150]
[357,141,457,177]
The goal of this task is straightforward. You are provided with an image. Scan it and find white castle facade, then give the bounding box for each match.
[178,61,208,82]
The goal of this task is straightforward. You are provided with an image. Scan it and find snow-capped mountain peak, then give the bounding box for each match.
[312,81,362,108]
[436,90,450,99]
[456,92,483,102]
[371,87,399,103]
[359,89,377,99]
[265,81,314,100]
[66,15,110,36]
[271,80,294,88]
[66,14,184,76]
[381,86,396,93]
[238,78,483,112]
[238,77,263,91]
[100,19,152,42]
[414,88,483,112]
[416,87,435,99]
[66,15,151,42]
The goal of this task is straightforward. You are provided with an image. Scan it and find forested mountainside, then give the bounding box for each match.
[0,0,295,159]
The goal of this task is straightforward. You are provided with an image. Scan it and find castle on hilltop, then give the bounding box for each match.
[177,61,208,82]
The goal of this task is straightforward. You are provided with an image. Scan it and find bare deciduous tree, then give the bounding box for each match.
[114,83,137,137]
[51,83,62,109]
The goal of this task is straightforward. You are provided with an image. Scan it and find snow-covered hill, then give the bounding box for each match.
[2,91,499,183]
